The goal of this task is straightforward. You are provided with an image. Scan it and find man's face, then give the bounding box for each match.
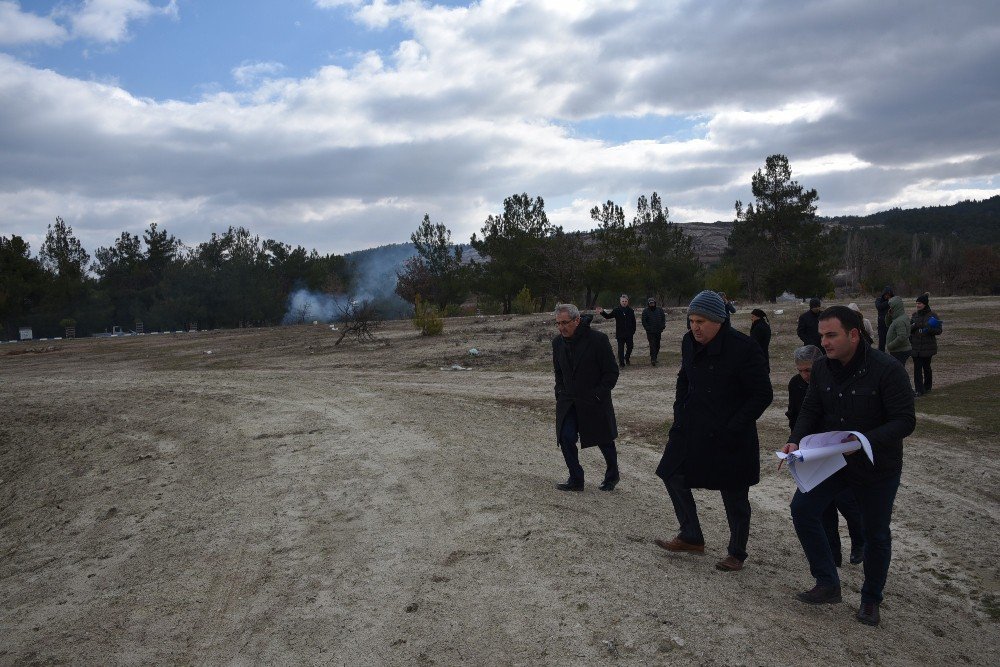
[619,296,628,307]
[819,317,859,361]
[811,306,822,314]
[796,362,813,383]
[688,315,722,345]
[555,313,580,338]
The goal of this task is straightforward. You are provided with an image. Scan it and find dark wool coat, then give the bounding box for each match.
[553,316,620,447]
[749,318,772,365]
[909,309,942,357]
[786,374,809,432]
[641,306,666,333]
[601,306,637,339]
[875,293,892,340]
[797,309,821,347]
[655,321,773,490]
[789,342,915,483]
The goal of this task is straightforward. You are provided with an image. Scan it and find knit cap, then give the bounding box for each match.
[916,293,929,306]
[687,290,728,323]
[809,297,822,309]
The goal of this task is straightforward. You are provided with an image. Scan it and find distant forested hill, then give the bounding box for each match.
[822,195,1000,244]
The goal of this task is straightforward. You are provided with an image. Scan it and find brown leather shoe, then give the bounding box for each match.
[715,555,744,571]
[654,537,705,553]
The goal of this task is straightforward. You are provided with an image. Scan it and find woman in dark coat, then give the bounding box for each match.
[909,292,942,396]
[654,291,773,571]
[552,305,620,491]
[749,308,772,369]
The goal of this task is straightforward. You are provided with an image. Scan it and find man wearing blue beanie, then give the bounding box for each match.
[655,290,773,572]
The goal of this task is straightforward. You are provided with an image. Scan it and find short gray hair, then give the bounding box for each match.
[794,345,824,365]
[554,303,580,319]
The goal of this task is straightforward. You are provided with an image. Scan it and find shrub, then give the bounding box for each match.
[413,295,444,336]
[512,286,536,314]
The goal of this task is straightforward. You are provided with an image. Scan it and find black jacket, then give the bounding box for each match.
[656,320,773,489]
[875,294,892,337]
[601,306,637,340]
[909,309,942,357]
[553,315,620,448]
[749,318,772,365]
[641,306,666,334]
[786,374,809,432]
[789,341,915,483]
[797,309,821,347]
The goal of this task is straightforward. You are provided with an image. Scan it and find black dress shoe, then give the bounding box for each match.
[556,480,584,492]
[599,476,619,491]
[796,584,842,604]
[850,545,865,565]
[856,601,880,626]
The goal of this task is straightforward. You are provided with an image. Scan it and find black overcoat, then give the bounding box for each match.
[749,318,772,365]
[601,306,637,339]
[553,317,619,447]
[656,321,773,490]
[909,309,942,357]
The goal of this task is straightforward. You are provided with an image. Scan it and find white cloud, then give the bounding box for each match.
[1,1,999,254]
[0,1,68,45]
[70,0,178,44]
[232,61,286,87]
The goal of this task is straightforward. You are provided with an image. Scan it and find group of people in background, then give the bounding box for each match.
[551,286,924,627]
[875,287,943,396]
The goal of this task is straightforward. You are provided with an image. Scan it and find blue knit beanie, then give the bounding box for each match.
[687,290,728,323]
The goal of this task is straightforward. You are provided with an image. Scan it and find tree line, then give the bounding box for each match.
[3,154,997,338]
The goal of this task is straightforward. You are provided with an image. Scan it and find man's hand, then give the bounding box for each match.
[841,432,860,454]
[781,442,799,454]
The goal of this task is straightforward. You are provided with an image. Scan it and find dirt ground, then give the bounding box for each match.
[2,296,999,666]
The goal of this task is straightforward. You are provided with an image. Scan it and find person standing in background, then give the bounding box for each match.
[641,297,667,367]
[909,293,942,397]
[797,298,823,348]
[599,294,637,368]
[884,295,912,367]
[848,303,875,343]
[874,286,894,352]
[749,308,772,369]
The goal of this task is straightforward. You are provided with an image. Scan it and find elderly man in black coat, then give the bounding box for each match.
[783,306,915,627]
[552,303,621,491]
[654,290,773,572]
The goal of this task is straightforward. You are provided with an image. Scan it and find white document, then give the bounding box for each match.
[776,431,874,493]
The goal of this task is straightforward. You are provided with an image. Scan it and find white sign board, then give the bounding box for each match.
[19,327,32,340]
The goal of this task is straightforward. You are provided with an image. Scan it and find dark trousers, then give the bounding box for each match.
[913,356,933,393]
[877,328,887,352]
[823,488,866,565]
[664,474,751,561]
[891,351,910,367]
[616,336,634,365]
[559,408,617,484]
[646,332,662,362]
[791,471,901,603]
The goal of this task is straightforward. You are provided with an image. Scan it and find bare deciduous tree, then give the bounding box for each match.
[334,298,382,346]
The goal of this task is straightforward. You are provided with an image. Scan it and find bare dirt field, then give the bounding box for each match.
[2,296,999,666]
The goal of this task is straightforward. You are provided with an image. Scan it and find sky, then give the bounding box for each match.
[1,0,999,256]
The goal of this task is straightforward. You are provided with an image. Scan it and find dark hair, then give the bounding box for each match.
[750,308,768,321]
[819,305,872,344]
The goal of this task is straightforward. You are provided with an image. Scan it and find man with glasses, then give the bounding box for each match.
[552,303,621,491]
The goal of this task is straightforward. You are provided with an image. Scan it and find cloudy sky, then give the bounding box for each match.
[2,0,999,256]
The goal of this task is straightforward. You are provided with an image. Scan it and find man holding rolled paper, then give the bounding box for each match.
[781,305,915,627]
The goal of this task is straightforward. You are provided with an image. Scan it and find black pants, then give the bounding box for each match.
[616,337,634,365]
[664,474,751,561]
[646,332,661,363]
[891,351,910,367]
[823,488,865,565]
[913,356,933,393]
[559,408,617,484]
